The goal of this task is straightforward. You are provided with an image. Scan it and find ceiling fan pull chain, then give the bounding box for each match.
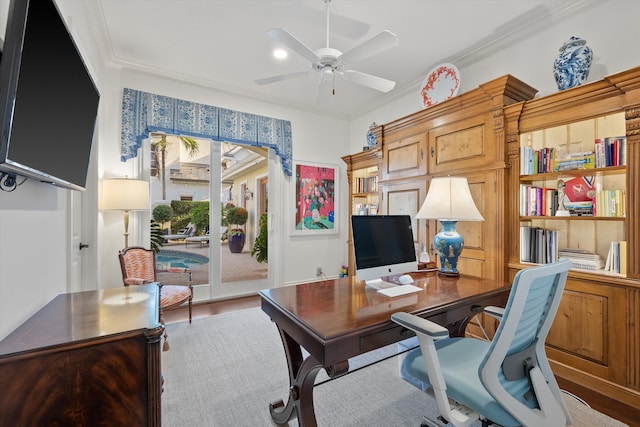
[332,71,336,95]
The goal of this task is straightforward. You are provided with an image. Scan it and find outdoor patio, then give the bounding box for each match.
[156,241,267,285]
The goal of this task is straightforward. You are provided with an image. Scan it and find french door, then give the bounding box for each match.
[149,135,269,301]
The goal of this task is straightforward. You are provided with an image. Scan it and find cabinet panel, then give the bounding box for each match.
[429,115,494,173]
[547,277,627,385]
[381,179,426,250]
[427,171,499,280]
[547,289,606,363]
[381,133,427,180]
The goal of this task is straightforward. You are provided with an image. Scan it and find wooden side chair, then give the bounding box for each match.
[118,246,193,351]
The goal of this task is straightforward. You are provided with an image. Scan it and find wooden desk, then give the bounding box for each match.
[0,285,164,427]
[259,273,510,427]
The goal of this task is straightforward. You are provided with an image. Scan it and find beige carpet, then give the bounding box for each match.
[161,308,628,427]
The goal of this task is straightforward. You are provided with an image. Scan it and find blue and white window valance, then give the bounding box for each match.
[120,88,293,176]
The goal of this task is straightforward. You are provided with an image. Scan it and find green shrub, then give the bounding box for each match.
[226,206,248,227]
[152,204,173,223]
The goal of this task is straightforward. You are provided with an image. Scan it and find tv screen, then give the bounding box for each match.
[351,215,418,285]
[0,0,100,191]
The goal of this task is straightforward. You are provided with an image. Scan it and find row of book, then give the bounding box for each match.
[520,147,556,175]
[593,189,625,217]
[604,241,627,274]
[594,136,626,167]
[520,135,627,175]
[520,186,625,217]
[520,225,626,274]
[353,176,378,193]
[520,226,559,264]
[354,203,378,215]
[519,185,558,216]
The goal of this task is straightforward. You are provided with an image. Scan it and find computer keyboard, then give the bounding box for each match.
[365,278,397,290]
[377,284,422,297]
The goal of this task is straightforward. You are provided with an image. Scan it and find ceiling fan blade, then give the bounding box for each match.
[255,70,312,85]
[342,70,396,93]
[339,30,399,65]
[266,28,320,63]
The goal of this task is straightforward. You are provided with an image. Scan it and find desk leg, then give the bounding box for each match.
[269,326,322,427]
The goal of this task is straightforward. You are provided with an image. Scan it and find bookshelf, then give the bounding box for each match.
[504,66,640,409]
[342,146,382,276]
[517,112,627,276]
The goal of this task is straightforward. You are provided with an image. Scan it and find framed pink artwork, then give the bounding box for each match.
[292,161,338,235]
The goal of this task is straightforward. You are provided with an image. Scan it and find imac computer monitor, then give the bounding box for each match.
[351,215,418,288]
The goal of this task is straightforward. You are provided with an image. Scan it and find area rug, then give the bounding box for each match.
[161,307,627,427]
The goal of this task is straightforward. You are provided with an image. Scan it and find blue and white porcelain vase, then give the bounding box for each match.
[366,122,378,149]
[553,36,593,91]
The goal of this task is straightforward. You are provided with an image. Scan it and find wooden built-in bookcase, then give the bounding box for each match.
[343,65,640,409]
[504,66,640,408]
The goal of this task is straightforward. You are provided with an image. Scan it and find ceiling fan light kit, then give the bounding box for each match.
[255,0,399,96]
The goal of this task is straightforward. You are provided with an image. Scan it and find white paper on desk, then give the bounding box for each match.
[377,284,422,297]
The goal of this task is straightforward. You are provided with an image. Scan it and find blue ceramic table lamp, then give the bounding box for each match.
[416,176,484,276]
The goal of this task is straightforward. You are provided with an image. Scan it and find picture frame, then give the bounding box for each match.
[291,161,338,235]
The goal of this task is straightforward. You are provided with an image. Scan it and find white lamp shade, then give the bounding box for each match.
[416,176,484,221]
[101,178,149,211]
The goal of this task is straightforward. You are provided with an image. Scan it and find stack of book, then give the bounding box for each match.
[558,248,604,271]
[565,201,593,216]
[554,151,595,171]
[354,204,378,215]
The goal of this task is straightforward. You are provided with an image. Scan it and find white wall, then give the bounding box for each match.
[98,67,351,292]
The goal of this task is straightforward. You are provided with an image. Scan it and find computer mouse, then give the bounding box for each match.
[398,274,414,285]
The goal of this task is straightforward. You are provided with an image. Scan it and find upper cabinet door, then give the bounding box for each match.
[381,133,428,181]
[428,113,496,174]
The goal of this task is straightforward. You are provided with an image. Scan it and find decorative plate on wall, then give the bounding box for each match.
[419,63,460,108]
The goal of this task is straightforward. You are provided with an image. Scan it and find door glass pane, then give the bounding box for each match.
[150,134,210,288]
[221,143,269,283]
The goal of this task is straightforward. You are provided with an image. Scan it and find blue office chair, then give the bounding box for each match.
[392,259,572,427]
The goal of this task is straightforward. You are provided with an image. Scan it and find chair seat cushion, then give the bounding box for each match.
[402,337,527,427]
[160,285,191,308]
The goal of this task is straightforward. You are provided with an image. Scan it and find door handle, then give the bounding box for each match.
[79,243,89,250]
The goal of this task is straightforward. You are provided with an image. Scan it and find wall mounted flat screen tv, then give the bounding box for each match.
[0,0,100,191]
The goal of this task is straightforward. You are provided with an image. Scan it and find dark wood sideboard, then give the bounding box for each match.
[0,284,163,427]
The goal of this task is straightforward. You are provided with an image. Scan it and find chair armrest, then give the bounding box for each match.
[484,305,505,320]
[391,312,449,338]
[124,278,151,286]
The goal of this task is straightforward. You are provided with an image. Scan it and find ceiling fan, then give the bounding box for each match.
[255,0,399,95]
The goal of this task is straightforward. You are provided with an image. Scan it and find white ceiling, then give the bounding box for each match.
[84,0,599,118]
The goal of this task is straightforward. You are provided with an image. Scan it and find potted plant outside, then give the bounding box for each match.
[251,213,268,263]
[226,205,248,253]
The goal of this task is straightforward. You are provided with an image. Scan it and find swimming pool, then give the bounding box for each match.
[156,250,209,270]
